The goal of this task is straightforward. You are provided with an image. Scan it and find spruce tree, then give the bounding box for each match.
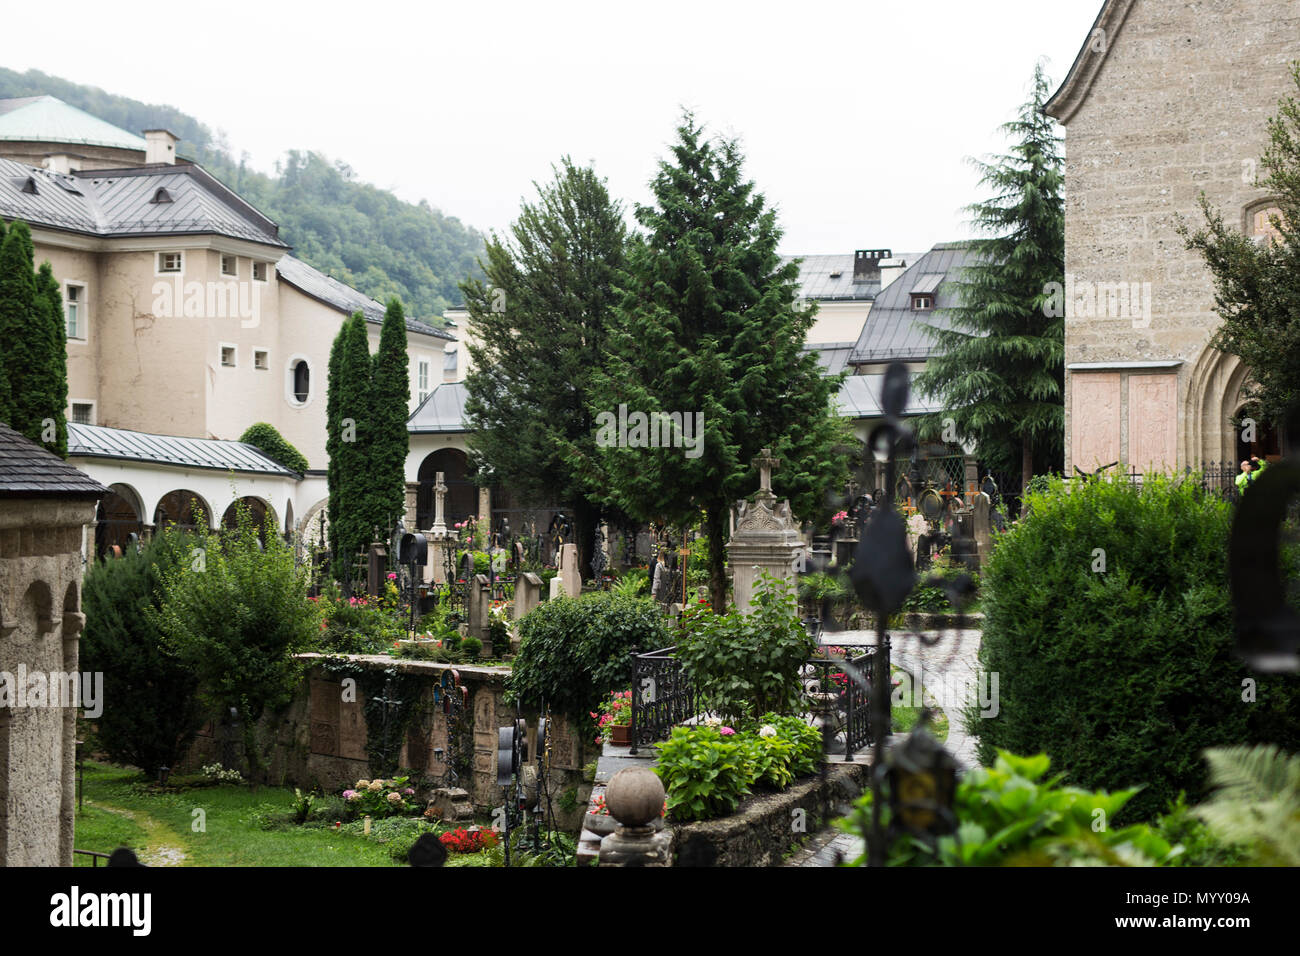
[369,297,411,538]
[0,220,41,443]
[461,158,630,577]
[913,63,1065,490]
[595,115,850,612]
[34,261,68,457]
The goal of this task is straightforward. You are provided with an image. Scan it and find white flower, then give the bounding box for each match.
[759,725,777,738]
[702,715,722,728]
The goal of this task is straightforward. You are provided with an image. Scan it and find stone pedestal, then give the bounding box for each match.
[971,492,992,568]
[427,787,473,823]
[727,448,805,612]
[598,767,673,867]
[558,543,581,597]
[514,572,542,620]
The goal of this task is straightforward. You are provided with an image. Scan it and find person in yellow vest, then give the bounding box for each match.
[1236,457,1269,496]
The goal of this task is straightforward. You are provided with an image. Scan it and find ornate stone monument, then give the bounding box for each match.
[428,471,450,585]
[727,448,805,613]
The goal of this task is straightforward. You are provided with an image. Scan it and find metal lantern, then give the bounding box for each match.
[886,721,958,838]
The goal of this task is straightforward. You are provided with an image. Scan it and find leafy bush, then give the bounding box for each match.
[655,725,754,821]
[459,635,483,659]
[843,750,1180,866]
[315,590,402,653]
[1193,744,1300,866]
[1153,793,1251,867]
[754,713,823,778]
[341,776,419,819]
[743,733,797,789]
[238,422,309,473]
[80,533,207,776]
[677,573,816,722]
[971,474,1300,821]
[508,591,670,720]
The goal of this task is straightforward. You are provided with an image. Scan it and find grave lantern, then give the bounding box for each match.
[886,720,957,839]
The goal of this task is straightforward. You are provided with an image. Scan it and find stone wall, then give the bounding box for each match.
[181,654,591,816]
[1048,0,1300,469]
[0,498,97,867]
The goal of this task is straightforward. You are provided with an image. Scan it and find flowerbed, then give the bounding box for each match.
[341,776,418,818]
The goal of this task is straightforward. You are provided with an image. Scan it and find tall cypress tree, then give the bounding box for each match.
[369,297,411,538]
[0,219,8,426]
[461,157,630,577]
[326,317,347,572]
[34,261,68,457]
[331,312,374,582]
[913,63,1065,489]
[595,114,849,611]
[0,220,41,443]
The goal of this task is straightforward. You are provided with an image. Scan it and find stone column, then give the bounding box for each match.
[599,766,673,866]
[404,481,419,531]
[478,486,492,522]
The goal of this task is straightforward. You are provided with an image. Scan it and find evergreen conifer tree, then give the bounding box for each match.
[0,220,41,442]
[369,297,411,538]
[34,261,68,457]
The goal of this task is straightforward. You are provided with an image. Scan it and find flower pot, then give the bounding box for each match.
[584,812,618,837]
[610,724,632,747]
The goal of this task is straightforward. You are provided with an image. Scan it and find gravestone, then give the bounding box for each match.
[727,448,804,613]
[549,576,564,601]
[468,573,492,653]
[367,542,387,598]
[427,471,450,585]
[558,543,581,598]
[971,492,992,568]
[514,572,542,620]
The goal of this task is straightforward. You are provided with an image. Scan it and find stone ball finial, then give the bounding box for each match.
[605,766,665,828]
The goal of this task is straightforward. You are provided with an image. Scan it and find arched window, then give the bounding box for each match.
[292,360,310,404]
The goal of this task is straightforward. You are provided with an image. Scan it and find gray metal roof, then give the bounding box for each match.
[0,422,108,498]
[834,373,944,420]
[806,342,855,375]
[0,95,149,152]
[849,242,979,364]
[0,157,285,247]
[67,423,298,476]
[407,382,469,433]
[276,255,453,341]
[783,252,925,301]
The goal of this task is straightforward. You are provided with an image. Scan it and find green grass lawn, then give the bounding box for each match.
[890,665,950,742]
[75,762,407,866]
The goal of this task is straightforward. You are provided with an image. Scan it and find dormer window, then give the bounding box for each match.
[20,177,38,195]
[911,294,934,311]
[151,187,173,204]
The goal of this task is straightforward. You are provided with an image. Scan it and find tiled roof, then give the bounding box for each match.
[276,255,453,341]
[0,157,285,247]
[67,423,298,476]
[407,382,468,433]
[0,422,107,497]
[849,242,979,364]
[0,95,148,152]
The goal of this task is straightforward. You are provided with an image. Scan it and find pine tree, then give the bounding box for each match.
[595,115,850,611]
[369,297,411,538]
[34,261,68,457]
[461,158,630,577]
[913,63,1065,490]
[1181,61,1300,441]
[0,220,42,443]
[331,312,374,582]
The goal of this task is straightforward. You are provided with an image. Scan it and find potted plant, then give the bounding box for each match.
[595,689,634,747]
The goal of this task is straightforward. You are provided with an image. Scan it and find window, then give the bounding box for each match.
[158,252,183,274]
[221,254,238,277]
[221,345,237,367]
[71,402,94,425]
[418,359,430,403]
[252,261,267,282]
[65,283,86,340]
[911,295,933,311]
[292,360,310,404]
[254,349,269,370]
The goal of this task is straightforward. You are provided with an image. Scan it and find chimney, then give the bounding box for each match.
[853,249,891,283]
[144,129,179,165]
[879,256,908,290]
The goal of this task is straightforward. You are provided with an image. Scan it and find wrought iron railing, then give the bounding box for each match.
[73,849,111,867]
[628,644,887,760]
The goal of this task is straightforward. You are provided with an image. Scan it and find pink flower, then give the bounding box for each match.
[720,727,735,736]
[387,572,397,581]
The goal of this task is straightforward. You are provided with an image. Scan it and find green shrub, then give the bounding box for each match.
[508,591,669,721]
[755,713,823,778]
[677,573,815,722]
[80,534,207,776]
[459,635,483,659]
[1153,793,1251,867]
[316,590,402,653]
[239,422,309,473]
[743,734,797,790]
[655,725,755,821]
[843,750,1180,866]
[970,474,1300,821]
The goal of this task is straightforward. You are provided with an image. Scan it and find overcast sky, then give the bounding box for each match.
[7,0,1102,255]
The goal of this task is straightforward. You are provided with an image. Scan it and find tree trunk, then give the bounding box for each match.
[706,504,728,614]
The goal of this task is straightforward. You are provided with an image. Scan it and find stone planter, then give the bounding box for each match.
[584,812,618,837]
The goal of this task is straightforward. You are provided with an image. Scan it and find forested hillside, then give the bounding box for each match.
[0,68,483,323]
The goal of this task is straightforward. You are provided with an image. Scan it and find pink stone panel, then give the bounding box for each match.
[1071,372,1122,471]
[1128,374,1178,472]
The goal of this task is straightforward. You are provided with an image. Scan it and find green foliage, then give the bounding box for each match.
[239,422,309,473]
[463,158,630,578]
[971,474,1300,821]
[755,713,824,778]
[459,635,483,659]
[341,776,418,820]
[327,312,375,581]
[315,590,402,654]
[844,750,1179,867]
[34,261,67,457]
[369,297,411,534]
[913,63,1064,482]
[150,498,319,781]
[612,568,648,598]
[676,573,815,722]
[1194,744,1300,866]
[0,68,483,322]
[1153,793,1251,867]
[654,726,754,822]
[1180,61,1300,428]
[591,113,851,611]
[80,534,207,776]
[508,591,670,721]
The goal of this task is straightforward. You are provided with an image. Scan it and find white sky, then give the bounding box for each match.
[5,0,1103,255]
